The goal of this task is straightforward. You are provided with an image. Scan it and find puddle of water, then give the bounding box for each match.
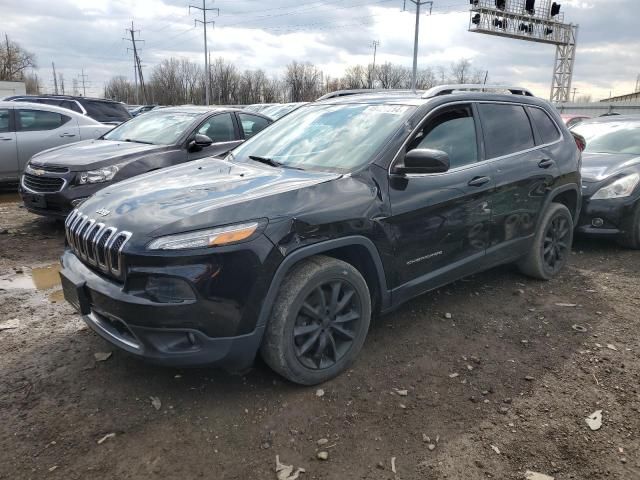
[0,192,21,204]
[0,263,63,303]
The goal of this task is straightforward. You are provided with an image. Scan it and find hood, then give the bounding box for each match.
[29,139,169,171]
[76,157,341,246]
[581,152,640,182]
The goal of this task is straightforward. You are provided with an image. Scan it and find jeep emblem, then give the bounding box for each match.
[96,208,111,217]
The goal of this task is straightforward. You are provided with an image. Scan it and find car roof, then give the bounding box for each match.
[156,105,243,115]
[0,100,101,124]
[10,95,125,104]
[577,115,640,125]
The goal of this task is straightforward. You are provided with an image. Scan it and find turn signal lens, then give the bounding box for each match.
[210,225,258,246]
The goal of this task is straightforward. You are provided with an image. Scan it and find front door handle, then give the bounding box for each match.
[538,158,554,169]
[468,176,491,187]
[0,137,13,141]
[59,133,76,138]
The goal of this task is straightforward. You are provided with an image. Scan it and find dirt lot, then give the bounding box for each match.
[0,192,639,480]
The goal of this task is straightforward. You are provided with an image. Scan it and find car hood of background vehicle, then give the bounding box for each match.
[30,140,168,171]
[581,152,640,182]
[77,157,342,244]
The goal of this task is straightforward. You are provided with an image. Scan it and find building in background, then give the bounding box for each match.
[599,91,640,103]
[0,81,26,98]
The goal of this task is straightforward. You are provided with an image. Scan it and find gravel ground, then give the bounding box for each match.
[0,192,639,480]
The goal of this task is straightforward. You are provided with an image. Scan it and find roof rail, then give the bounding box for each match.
[422,84,534,98]
[317,89,423,101]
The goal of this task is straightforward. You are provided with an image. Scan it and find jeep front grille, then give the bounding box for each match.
[65,209,132,278]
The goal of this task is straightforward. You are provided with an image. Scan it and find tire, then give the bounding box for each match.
[618,201,640,249]
[518,203,574,280]
[260,255,371,385]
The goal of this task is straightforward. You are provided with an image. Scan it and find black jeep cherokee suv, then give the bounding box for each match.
[59,86,582,385]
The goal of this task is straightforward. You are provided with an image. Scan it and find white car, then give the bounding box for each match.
[0,101,114,184]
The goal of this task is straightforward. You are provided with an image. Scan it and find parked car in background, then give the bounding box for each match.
[572,116,640,248]
[59,85,581,385]
[20,106,272,217]
[260,102,308,120]
[5,95,132,125]
[561,114,590,128]
[244,103,271,113]
[0,101,113,186]
[129,105,159,117]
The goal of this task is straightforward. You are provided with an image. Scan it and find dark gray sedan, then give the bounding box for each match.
[19,106,272,217]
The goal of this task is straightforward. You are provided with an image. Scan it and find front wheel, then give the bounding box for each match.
[260,255,371,385]
[518,203,574,280]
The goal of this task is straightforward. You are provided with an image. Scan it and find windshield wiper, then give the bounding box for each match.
[248,155,305,171]
[123,138,154,145]
[249,155,282,167]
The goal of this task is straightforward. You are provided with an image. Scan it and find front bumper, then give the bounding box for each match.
[60,242,274,369]
[576,196,639,238]
[20,178,102,218]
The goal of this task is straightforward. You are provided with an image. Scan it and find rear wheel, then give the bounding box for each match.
[518,203,573,280]
[260,255,371,385]
[618,201,640,249]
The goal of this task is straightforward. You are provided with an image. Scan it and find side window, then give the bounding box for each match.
[408,105,478,169]
[528,107,561,144]
[0,109,10,133]
[17,109,71,132]
[197,113,235,142]
[478,103,535,158]
[62,100,83,113]
[237,113,271,139]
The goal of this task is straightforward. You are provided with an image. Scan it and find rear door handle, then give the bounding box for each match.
[59,133,76,138]
[0,137,13,141]
[468,176,491,187]
[538,158,554,169]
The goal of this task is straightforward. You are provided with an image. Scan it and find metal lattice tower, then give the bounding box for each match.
[468,0,578,103]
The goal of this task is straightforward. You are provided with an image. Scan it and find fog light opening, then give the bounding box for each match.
[592,218,604,228]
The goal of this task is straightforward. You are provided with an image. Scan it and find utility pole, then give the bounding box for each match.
[78,68,88,97]
[190,0,219,105]
[403,0,433,92]
[59,73,65,95]
[370,40,380,89]
[52,62,58,95]
[636,74,640,93]
[124,22,146,104]
[572,87,578,102]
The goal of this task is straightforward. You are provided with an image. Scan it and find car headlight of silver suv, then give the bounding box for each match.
[78,166,119,184]
[591,173,640,200]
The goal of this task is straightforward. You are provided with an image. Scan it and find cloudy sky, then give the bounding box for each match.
[1,0,638,100]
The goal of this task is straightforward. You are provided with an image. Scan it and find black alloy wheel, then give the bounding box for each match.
[292,280,362,370]
[543,214,571,273]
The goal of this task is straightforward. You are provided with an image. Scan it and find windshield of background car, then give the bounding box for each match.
[572,121,640,155]
[231,103,416,172]
[83,101,132,122]
[103,111,200,145]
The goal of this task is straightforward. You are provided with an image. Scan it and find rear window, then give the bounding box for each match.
[529,107,561,145]
[17,109,71,131]
[81,100,131,122]
[479,103,535,158]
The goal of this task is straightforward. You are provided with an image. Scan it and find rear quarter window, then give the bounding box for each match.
[81,100,131,122]
[529,107,561,145]
[17,109,71,131]
[478,103,535,158]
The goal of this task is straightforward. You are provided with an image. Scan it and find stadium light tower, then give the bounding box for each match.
[469,0,578,103]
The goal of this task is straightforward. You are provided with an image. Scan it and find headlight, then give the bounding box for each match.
[147,221,260,250]
[78,166,119,184]
[591,173,640,200]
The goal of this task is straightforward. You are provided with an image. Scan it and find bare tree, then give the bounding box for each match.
[0,34,36,81]
[285,61,322,102]
[23,72,41,94]
[211,57,239,105]
[448,59,485,84]
[105,76,135,103]
[376,62,407,89]
[342,65,366,89]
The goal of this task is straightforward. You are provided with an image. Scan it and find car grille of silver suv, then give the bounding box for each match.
[65,209,132,278]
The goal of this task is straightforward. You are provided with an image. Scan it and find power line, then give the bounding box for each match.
[190,0,219,105]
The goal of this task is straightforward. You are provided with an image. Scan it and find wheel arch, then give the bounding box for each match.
[256,236,390,329]
[538,184,581,230]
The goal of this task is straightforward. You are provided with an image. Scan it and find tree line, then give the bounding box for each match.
[105,57,489,106]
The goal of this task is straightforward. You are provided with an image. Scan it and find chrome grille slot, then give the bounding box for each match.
[65,209,132,279]
[22,173,65,193]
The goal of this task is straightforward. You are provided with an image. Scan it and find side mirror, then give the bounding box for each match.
[393,148,450,175]
[189,134,213,151]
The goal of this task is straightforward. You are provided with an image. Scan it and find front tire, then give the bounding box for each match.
[260,255,371,385]
[518,203,574,280]
[618,201,640,249]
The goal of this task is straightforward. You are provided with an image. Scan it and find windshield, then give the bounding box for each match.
[231,103,415,172]
[572,121,640,155]
[103,111,200,145]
